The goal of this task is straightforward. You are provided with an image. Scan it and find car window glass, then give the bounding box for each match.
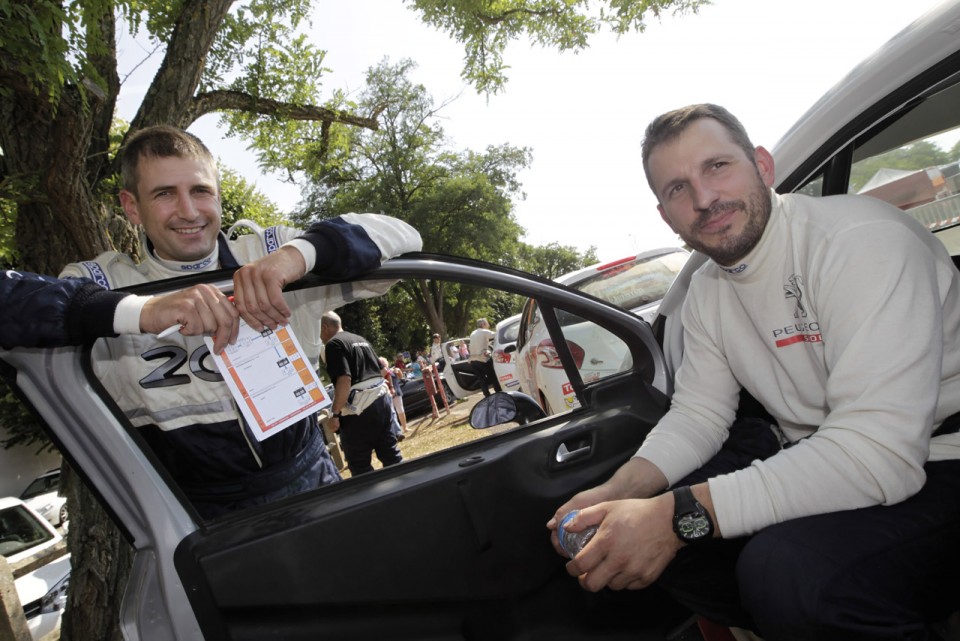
[0,505,54,557]
[19,473,58,499]
[499,320,520,344]
[518,308,633,415]
[569,251,688,315]
[91,276,558,520]
[519,299,540,347]
[844,81,960,255]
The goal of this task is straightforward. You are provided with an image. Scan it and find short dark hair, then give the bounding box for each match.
[120,125,216,196]
[641,104,756,192]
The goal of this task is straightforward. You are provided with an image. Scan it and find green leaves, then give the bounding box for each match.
[408,0,708,94]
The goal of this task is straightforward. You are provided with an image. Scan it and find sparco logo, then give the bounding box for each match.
[720,263,748,274]
[179,256,214,271]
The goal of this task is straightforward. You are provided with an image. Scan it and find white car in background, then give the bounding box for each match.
[516,248,690,415]
[0,497,71,640]
[19,468,68,528]
[492,314,522,392]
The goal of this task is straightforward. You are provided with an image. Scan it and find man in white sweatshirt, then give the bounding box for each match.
[548,104,960,639]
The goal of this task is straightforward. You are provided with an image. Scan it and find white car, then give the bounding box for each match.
[439,336,487,400]
[492,314,522,391]
[19,468,68,528]
[516,248,690,414]
[0,497,70,640]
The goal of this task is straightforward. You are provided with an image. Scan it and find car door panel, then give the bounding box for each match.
[175,378,673,640]
[1,256,681,641]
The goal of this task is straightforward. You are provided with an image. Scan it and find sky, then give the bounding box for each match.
[117,0,951,263]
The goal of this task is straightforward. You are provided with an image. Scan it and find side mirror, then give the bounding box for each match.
[469,391,547,429]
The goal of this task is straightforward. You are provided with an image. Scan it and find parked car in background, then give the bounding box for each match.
[492,314,522,392]
[0,497,70,640]
[2,4,960,638]
[396,371,455,418]
[516,248,690,415]
[19,468,67,528]
[439,336,488,400]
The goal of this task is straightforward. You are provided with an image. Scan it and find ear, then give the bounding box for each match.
[658,204,678,234]
[754,146,776,187]
[119,190,142,225]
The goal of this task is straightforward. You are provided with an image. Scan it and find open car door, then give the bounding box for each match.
[0,254,692,641]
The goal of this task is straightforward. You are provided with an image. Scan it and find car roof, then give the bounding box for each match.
[556,247,688,287]
[495,313,521,329]
[0,496,24,510]
[772,0,960,189]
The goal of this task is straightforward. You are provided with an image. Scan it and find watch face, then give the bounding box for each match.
[676,513,711,540]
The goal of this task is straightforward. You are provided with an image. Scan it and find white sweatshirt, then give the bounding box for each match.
[635,190,960,537]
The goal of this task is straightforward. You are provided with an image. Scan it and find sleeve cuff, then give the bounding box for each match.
[283,239,317,273]
[115,295,150,335]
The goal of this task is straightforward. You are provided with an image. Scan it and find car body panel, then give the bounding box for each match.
[517,249,689,415]
[440,336,490,399]
[0,497,70,640]
[19,468,67,527]
[492,314,522,391]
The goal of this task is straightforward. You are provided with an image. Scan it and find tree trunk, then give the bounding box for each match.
[59,463,132,641]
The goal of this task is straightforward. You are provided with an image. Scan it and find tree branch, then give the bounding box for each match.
[187,90,381,131]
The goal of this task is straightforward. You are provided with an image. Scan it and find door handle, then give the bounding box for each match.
[555,438,592,464]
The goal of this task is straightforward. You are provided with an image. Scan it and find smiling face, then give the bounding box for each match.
[647,118,775,266]
[119,154,222,262]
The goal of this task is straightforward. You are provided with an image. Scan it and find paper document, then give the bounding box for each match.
[205,320,331,441]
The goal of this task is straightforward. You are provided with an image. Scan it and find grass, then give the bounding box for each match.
[336,395,488,478]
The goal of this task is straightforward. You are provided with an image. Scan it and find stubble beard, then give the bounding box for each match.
[682,179,771,266]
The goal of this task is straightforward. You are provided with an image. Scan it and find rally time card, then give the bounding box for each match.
[205,320,331,441]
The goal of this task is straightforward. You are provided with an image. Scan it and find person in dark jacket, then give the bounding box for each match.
[323,311,402,476]
[0,269,238,350]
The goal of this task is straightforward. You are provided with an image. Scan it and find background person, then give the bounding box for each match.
[322,311,401,475]
[60,124,421,518]
[547,103,960,639]
[379,356,409,436]
[468,318,501,397]
[428,332,445,371]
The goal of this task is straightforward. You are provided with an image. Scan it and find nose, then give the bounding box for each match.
[689,179,719,212]
[176,190,201,221]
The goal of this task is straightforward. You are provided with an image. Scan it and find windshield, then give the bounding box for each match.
[572,251,688,310]
[19,474,58,500]
[0,505,54,558]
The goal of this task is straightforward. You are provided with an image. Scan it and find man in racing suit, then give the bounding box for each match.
[60,125,422,519]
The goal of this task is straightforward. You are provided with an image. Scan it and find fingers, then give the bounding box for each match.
[142,285,239,353]
[232,247,305,331]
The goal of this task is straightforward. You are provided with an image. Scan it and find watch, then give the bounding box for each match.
[671,485,713,544]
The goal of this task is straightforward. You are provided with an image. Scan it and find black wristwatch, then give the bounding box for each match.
[671,485,713,544]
